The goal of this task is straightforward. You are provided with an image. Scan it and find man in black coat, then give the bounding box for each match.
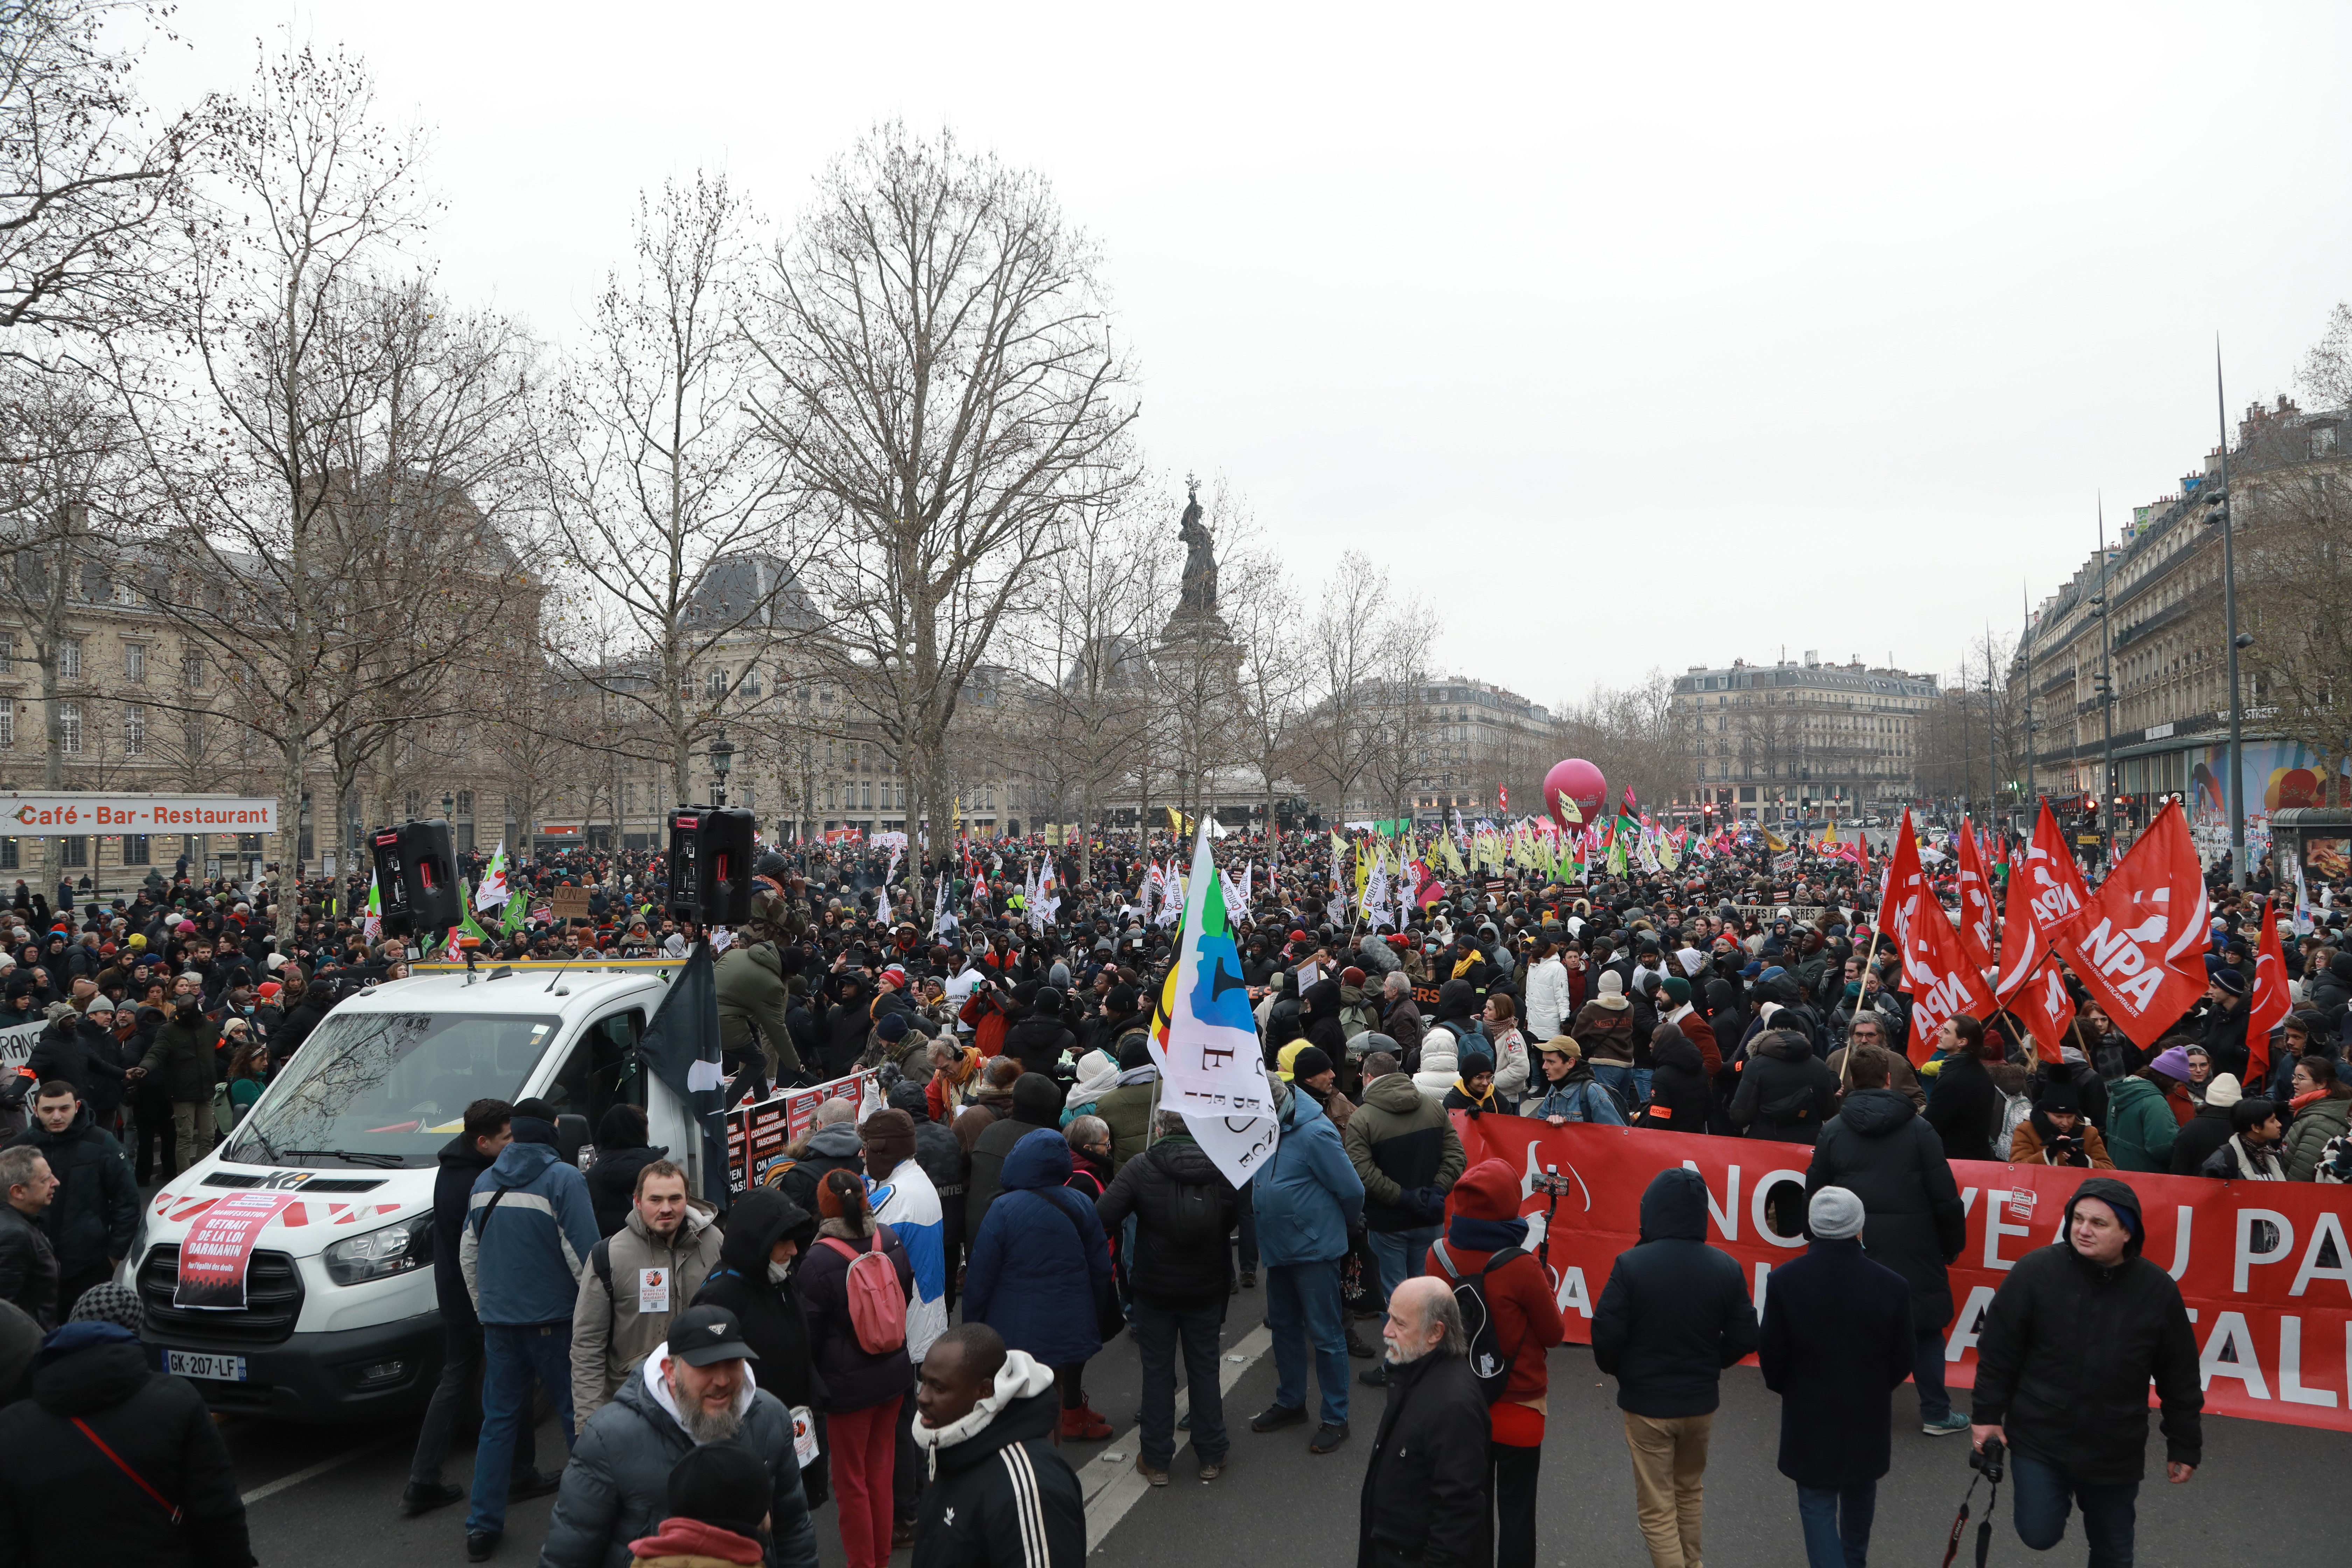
[1094,1114,1238,1484]
[1757,1185,1913,1568]
[910,1323,1085,1568]
[399,1097,555,1517]
[1805,1044,1969,1437]
[999,989,1076,1080]
[1357,1277,1488,1568]
[1921,1027,1997,1163]
[0,1286,253,1567]
[1727,1028,1840,1144]
[26,1006,126,1124]
[1970,1176,2202,1566]
[1592,1167,1759,1568]
[6,1083,135,1314]
[0,1143,60,1329]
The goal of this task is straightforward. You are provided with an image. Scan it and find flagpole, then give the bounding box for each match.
[2096,496,2117,870]
[2215,337,2248,890]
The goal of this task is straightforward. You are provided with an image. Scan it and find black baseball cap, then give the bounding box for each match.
[668,1303,759,1366]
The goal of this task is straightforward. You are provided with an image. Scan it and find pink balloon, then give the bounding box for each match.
[1544,758,1607,831]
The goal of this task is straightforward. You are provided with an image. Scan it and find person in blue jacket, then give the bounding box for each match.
[960,1127,1115,1443]
[456,1096,600,1561]
[1247,1076,1365,1455]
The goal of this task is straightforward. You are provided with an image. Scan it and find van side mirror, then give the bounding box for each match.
[554,1112,591,1168]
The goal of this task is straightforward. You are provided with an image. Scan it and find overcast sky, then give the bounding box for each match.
[138,1,2352,712]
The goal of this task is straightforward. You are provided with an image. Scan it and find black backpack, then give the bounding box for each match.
[1161,1174,1226,1250]
[1429,1238,1526,1404]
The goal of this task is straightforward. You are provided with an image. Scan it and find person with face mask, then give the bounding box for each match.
[691,1188,824,1504]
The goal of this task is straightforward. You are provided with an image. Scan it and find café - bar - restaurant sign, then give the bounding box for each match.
[0,792,278,835]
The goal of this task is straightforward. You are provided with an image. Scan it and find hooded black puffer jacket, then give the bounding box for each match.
[1728,1029,1840,1144]
[1804,1088,1966,1326]
[1968,1176,2203,1485]
[1591,1168,1760,1417]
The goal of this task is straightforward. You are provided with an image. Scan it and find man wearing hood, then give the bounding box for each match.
[961,1127,1115,1443]
[910,1323,1085,1568]
[540,1303,821,1568]
[1000,988,1076,1080]
[0,1283,252,1566]
[689,1188,821,1477]
[1969,1177,2202,1566]
[1727,1028,1839,1146]
[458,1097,601,1560]
[717,936,802,1082]
[1592,1167,1759,1568]
[1803,1046,1969,1439]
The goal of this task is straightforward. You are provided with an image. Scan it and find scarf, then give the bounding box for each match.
[2291,1086,2332,1115]
[1448,1212,1528,1253]
[1450,1078,1496,1112]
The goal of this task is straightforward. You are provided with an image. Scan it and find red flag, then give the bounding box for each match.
[1900,894,1998,1066]
[1955,817,1995,974]
[1993,833,2043,1003]
[2025,799,2092,937]
[2247,897,2291,1088]
[2051,800,2211,1050]
[2009,957,2078,1065]
[1871,807,1924,960]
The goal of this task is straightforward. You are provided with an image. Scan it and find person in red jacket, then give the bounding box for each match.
[1425,1159,1565,1568]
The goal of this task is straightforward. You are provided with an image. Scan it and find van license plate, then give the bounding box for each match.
[165,1350,247,1382]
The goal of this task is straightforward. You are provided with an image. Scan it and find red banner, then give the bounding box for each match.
[1456,1115,2352,1433]
[174,1191,299,1310]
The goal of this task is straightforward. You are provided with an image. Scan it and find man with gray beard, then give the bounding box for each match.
[1355,1278,1490,1568]
[538,1303,821,1568]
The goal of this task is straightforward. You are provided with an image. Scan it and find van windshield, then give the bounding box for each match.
[222,1011,564,1169]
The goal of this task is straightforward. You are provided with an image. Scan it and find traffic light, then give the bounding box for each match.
[369,819,460,937]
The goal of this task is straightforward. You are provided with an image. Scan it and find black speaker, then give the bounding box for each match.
[698,808,755,924]
[665,806,756,925]
[666,808,704,922]
[370,820,460,938]
[399,819,462,935]
[370,827,414,936]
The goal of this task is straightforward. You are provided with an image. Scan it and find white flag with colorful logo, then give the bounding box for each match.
[475,840,511,911]
[1151,822,1280,1186]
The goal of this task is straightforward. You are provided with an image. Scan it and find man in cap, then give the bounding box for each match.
[540,1302,821,1568]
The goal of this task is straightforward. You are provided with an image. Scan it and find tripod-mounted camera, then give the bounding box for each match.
[1531,1165,1574,1287]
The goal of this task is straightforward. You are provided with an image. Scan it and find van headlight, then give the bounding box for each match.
[323,1213,434,1287]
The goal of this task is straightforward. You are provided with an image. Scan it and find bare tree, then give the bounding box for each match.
[535,173,805,804]
[1297,552,1397,820]
[2242,468,2352,801]
[1224,542,1309,832]
[748,123,1139,904]
[1010,495,1164,881]
[1,0,203,366]
[1358,601,1441,829]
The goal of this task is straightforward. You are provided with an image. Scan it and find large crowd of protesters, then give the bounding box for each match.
[0,808,2328,1567]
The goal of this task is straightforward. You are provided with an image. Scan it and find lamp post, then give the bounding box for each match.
[2093,499,2116,868]
[709,729,734,808]
[441,790,454,822]
[2211,343,2249,889]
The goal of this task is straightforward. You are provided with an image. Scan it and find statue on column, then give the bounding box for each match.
[1176,476,1217,619]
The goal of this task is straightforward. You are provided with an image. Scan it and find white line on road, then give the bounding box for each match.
[239,1438,391,1506]
[1084,1323,1273,1553]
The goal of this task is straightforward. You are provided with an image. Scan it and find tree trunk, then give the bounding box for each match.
[1078,774,1093,885]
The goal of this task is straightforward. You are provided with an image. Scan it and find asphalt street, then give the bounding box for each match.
[229,1286,2345,1568]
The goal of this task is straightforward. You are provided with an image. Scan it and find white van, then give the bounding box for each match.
[126,961,701,1423]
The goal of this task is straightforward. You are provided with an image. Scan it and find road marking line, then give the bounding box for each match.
[1084,1323,1273,1550]
[239,1438,390,1506]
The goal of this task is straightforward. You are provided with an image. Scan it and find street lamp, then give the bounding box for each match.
[709,729,734,808]
[441,790,454,821]
[2208,344,2248,888]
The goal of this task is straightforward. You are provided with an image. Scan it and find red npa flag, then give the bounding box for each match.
[2247,897,2291,1088]
[2051,800,2211,1050]
[1900,893,1998,1066]
[2013,957,2078,1065]
[1870,807,1925,963]
[2024,799,2092,937]
[1956,817,1996,973]
[1993,830,2045,1003]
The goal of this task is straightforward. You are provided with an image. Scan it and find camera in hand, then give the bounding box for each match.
[1969,1434,2004,1484]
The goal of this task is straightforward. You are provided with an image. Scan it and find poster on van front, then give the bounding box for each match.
[174,1191,299,1310]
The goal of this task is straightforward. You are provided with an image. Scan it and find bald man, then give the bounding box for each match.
[1357,1277,1489,1568]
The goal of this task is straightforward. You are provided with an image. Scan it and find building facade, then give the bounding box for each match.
[1670,656,1940,820]
[2010,395,2351,863]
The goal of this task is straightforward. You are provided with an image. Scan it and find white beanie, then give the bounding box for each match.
[1808,1185,1865,1241]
